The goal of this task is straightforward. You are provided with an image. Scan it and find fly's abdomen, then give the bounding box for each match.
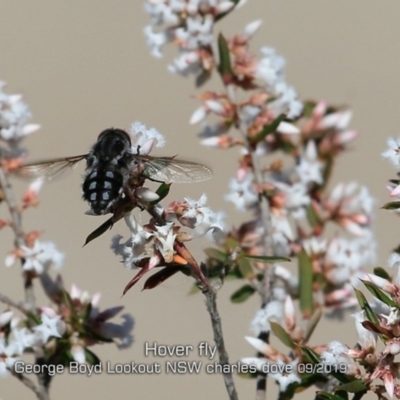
[82,170,123,215]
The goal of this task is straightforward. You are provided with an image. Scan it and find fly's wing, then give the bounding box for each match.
[137,156,212,184]
[12,154,88,181]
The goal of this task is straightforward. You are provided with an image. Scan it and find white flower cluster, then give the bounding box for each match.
[5,240,65,275]
[0,82,40,148]
[0,309,65,378]
[111,194,225,270]
[144,0,236,75]
[255,47,303,119]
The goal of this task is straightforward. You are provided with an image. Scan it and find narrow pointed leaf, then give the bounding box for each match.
[84,348,101,366]
[62,289,78,322]
[83,218,114,246]
[335,380,367,393]
[237,257,254,279]
[300,346,321,364]
[298,249,314,318]
[204,248,229,263]
[382,201,400,210]
[270,321,296,349]
[306,203,321,228]
[195,69,211,87]
[373,267,391,280]
[122,265,151,295]
[143,266,181,290]
[150,183,171,206]
[305,306,322,342]
[354,289,379,324]
[315,392,348,400]
[244,255,290,263]
[217,33,233,84]
[360,279,396,307]
[249,114,286,144]
[230,284,255,303]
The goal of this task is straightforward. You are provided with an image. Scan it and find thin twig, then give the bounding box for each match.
[238,118,276,400]
[9,368,49,400]
[201,282,239,400]
[0,165,49,399]
[0,292,30,314]
[0,166,36,308]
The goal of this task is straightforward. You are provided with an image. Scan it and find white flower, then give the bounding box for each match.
[296,141,323,185]
[382,137,400,167]
[180,194,225,240]
[321,110,352,130]
[320,341,351,367]
[153,222,176,263]
[225,174,258,211]
[0,82,40,145]
[269,358,301,392]
[111,215,153,268]
[273,181,310,219]
[143,26,172,58]
[144,1,229,76]
[326,234,375,287]
[0,311,13,327]
[10,327,36,355]
[5,240,65,274]
[352,311,377,350]
[0,338,18,378]
[253,48,303,118]
[33,310,65,344]
[130,121,166,154]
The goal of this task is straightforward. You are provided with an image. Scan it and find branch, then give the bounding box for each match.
[201,281,239,400]
[0,166,49,399]
[238,116,276,400]
[9,368,49,400]
[0,166,36,308]
[0,292,31,314]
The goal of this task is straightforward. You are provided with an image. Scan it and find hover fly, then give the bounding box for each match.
[13,128,212,216]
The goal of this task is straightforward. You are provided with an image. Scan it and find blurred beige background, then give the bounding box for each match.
[0,1,398,399]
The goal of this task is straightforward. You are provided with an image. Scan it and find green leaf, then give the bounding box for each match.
[300,346,321,364]
[270,321,296,349]
[62,289,78,322]
[303,101,316,118]
[187,283,200,295]
[204,248,229,263]
[244,255,290,263]
[335,380,367,393]
[217,33,233,84]
[230,284,255,303]
[361,279,396,307]
[249,114,286,145]
[306,203,321,228]
[315,392,348,400]
[373,267,391,280]
[237,371,257,379]
[354,289,379,324]
[304,307,322,342]
[237,258,254,279]
[382,201,400,210]
[83,217,114,246]
[84,348,101,366]
[298,250,313,318]
[195,69,211,88]
[154,182,171,203]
